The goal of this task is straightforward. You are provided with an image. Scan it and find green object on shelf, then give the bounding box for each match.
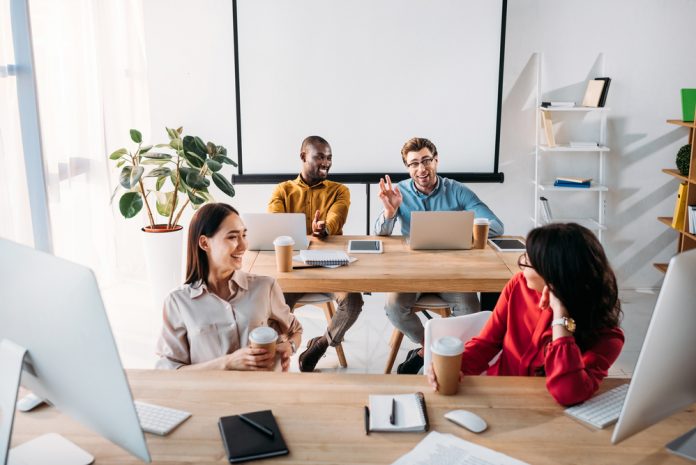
[676,144,691,176]
[681,89,696,122]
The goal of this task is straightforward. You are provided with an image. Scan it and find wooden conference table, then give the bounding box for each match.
[243,235,517,293]
[10,371,693,464]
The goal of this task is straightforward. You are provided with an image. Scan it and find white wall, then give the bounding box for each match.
[142,0,695,289]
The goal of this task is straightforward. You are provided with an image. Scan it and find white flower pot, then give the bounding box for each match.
[141,225,185,309]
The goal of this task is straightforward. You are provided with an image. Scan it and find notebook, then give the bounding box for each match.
[218,410,289,463]
[299,250,350,266]
[367,393,429,433]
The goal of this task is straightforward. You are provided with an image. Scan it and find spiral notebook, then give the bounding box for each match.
[367,393,429,432]
[299,250,350,266]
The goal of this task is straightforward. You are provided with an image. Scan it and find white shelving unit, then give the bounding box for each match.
[532,56,609,242]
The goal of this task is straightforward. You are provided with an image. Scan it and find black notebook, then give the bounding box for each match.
[218,410,289,463]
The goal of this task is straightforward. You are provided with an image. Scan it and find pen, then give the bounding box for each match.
[238,414,275,438]
[390,398,396,425]
[364,406,370,435]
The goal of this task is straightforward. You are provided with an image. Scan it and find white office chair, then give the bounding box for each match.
[291,293,347,368]
[422,311,492,377]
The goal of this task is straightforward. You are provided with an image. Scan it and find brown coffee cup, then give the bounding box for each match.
[249,326,278,370]
[431,336,464,395]
[273,236,294,272]
[472,218,490,249]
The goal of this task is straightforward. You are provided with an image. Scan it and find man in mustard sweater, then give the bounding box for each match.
[268,136,363,372]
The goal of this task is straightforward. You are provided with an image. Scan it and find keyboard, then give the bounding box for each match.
[134,401,191,436]
[564,383,629,429]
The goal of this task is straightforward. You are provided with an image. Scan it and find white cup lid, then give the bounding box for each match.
[474,218,490,225]
[431,336,464,356]
[273,235,295,246]
[249,326,278,344]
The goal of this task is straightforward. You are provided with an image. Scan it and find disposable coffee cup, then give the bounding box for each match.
[273,236,294,272]
[431,336,465,396]
[249,326,278,369]
[472,218,490,249]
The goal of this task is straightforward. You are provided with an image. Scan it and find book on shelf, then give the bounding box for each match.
[554,180,591,188]
[555,176,592,184]
[539,197,553,224]
[569,141,599,148]
[299,249,350,266]
[581,79,606,107]
[672,183,688,230]
[366,393,429,433]
[540,110,556,147]
[595,77,611,107]
[541,101,575,108]
[689,205,696,234]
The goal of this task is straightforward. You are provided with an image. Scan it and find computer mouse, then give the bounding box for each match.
[16,393,47,412]
[444,409,488,433]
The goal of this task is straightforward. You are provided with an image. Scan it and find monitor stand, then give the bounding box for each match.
[667,427,696,462]
[0,340,93,465]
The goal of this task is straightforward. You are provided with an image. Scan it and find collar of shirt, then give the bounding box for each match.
[188,270,250,299]
[295,174,326,189]
[409,175,442,199]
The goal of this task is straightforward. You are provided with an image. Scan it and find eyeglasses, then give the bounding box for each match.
[406,156,436,170]
[517,253,533,270]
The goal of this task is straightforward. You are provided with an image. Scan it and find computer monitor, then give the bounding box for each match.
[611,248,696,460]
[0,239,150,463]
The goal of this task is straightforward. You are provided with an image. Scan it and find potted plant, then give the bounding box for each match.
[109,127,237,305]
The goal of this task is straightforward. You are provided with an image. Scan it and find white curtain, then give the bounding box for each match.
[0,0,34,246]
[27,0,151,281]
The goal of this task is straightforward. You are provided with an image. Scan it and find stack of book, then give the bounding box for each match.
[553,177,592,188]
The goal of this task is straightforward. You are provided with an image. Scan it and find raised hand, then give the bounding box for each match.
[378,175,402,219]
[312,210,327,237]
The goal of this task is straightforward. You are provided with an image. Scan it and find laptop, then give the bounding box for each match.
[241,213,309,250]
[409,211,474,250]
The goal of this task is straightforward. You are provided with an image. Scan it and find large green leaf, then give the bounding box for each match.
[140,159,169,166]
[146,167,172,178]
[119,166,133,188]
[205,159,222,172]
[183,135,207,159]
[169,138,183,151]
[155,191,176,217]
[116,159,126,168]
[129,129,142,144]
[187,189,207,205]
[185,171,210,189]
[213,155,238,167]
[183,151,205,169]
[119,192,143,218]
[139,145,153,154]
[130,165,144,187]
[109,147,128,160]
[206,142,216,155]
[142,152,172,160]
[170,172,186,193]
[212,172,235,197]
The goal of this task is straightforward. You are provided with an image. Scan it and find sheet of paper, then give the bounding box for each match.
[391,431,529,465]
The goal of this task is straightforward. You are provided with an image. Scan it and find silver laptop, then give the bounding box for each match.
[409,211,474,250]
[241,213,309,250]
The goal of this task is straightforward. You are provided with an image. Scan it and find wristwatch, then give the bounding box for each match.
[551,316,576,333]
[289,340,297,354]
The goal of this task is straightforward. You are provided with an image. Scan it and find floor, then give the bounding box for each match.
[102,279,657,378]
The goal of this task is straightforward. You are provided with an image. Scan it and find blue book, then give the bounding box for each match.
[554,180,591,188]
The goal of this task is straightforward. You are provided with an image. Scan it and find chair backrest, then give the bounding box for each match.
[423,311,492,376]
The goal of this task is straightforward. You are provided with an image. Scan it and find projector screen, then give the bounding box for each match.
[233,0,506,182]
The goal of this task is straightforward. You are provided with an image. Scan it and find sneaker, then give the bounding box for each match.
[298,336,329,372]
[397,348,424,374]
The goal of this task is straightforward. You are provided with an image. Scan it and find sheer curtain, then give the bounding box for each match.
[27,0,150,281]
[0,0,33,246]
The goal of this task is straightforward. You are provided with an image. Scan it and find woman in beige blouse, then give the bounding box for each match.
[156,203,302,371]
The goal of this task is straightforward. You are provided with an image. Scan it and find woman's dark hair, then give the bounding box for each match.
[526,223,622,351]
[185,203,239,285]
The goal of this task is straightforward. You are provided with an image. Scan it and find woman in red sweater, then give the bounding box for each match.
[427,223,624,406]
